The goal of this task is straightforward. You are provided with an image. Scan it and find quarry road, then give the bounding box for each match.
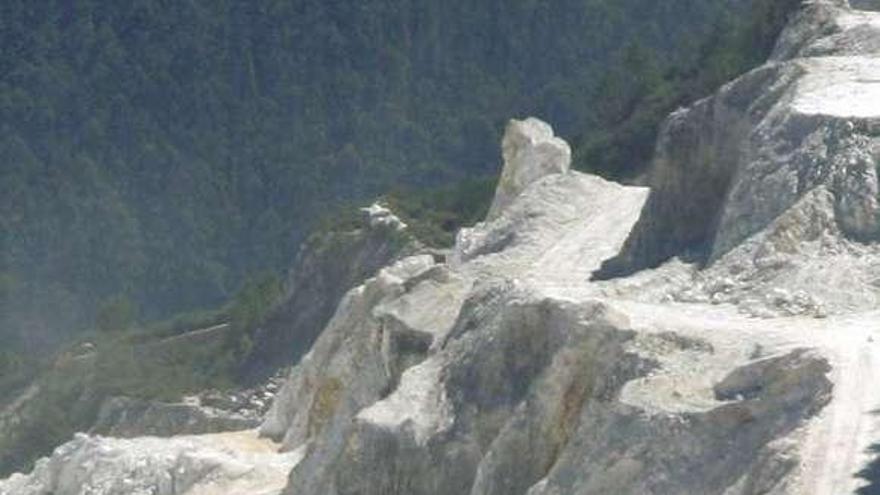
[789,311,880,495]
[526,174,648,286]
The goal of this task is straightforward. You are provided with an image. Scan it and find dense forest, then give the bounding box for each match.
[1,0,800,358]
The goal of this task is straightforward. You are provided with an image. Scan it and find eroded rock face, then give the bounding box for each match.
[319,297,643,495]
[666,186,880,317]
[486,118,571,221]
[272,268,836,495]
[773,0,880,61]
[598,0,880,283]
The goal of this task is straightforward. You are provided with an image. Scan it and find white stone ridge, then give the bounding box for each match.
[595,0,880,318]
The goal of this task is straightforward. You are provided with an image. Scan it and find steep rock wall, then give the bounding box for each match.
[597,0,880,281]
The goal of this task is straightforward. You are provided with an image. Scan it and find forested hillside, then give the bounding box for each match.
[1,0,799,354]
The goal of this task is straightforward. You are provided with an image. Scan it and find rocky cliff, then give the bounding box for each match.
[3,1,880,494]
[596,0,880,317]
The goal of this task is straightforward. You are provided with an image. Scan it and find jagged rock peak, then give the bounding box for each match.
[486,117,571,220]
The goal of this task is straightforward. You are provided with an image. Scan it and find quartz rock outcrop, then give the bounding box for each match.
[486,118,571,221]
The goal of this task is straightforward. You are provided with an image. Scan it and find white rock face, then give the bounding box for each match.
[596,0,880,317]
[486,118,571,220]
[258,254,468,450]
[268,150,872,495]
